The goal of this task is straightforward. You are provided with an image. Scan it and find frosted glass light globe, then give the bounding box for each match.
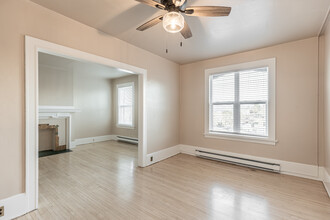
[163,12,184,33]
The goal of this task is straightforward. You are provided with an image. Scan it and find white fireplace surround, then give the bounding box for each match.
[38,106,80,149]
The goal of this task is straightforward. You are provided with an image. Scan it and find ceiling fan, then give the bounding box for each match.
[135,0,231,39]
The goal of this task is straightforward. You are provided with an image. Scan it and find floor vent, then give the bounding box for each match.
[117,136,138,145]
[196,150,281,173]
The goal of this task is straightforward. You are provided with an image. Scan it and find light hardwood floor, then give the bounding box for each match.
[17,141,330,220]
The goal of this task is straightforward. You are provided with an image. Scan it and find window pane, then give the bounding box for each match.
[240,104,267,136]
[212,73,235,103]
[118,86,133,106]
[118,84,133,126]
[239,68,268,102]
[212,105,233,132]
[119,106,133,126]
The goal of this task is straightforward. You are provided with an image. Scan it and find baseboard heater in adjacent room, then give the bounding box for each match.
[195,150,281,173]
[117,136,138,145]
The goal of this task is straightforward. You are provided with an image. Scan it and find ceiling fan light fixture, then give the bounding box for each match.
[163,12,184,33]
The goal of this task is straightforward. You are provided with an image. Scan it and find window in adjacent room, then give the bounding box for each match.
[205,58,276,145]
[117,82,134,128]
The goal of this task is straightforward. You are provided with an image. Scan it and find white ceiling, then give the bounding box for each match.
[39,52,132,79]
[31,0,330,64]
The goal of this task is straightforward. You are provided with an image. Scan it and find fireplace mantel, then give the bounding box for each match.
[39,105,81,113]
[38,106,77,149]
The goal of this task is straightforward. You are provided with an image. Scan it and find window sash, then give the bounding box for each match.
[209,70,269,137]
[117,83,134,127]
[209,102,268,136]
[118,106,133,126]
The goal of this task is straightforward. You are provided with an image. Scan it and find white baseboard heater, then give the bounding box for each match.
[117,136,138,145]
[196,150,281,173]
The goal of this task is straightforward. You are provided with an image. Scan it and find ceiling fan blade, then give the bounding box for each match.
[180,21,192,39]
[135,0,165,10]
[136,15,163,31]
[179,0,188,11]
[185,6,231,17]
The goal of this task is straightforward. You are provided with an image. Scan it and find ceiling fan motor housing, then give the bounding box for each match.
[161,0,184,12]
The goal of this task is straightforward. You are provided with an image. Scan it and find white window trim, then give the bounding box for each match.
[205,58,277,145]
[117,82,135,128]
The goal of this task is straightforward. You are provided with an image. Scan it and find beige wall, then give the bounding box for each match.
[111,75,138,138]
[322,18,330,174]
[0,0,180,200]
[71,63,113,140]
[180,37,319,165]
[39,63,74,106]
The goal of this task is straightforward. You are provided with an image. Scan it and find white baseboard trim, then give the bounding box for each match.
[321,167,330,197]
[178,144,321,181]
[71,135,117,148]
[0,193,27,220]
[146,145,181,166]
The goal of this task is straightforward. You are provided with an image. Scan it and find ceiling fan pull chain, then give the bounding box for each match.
[166,32,169,53]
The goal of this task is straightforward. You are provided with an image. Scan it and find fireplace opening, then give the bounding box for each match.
[38,123,70,157]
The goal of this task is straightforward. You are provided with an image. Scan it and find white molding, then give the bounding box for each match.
[25,36,148,216]
[178,144,321,180]
[146,145,181,166]
[321,167,330,197]
[71,135,117,148]
[0,194,27,220]
[39,106,81,113]
[280,161,319,180]
[180,144,196,155]
[204,133,277,145]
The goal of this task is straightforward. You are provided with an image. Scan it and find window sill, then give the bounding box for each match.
[204,132,277,145]
[117,124,135,129]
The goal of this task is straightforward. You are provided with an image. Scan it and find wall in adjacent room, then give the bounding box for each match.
[39,63,74,106]
[180,37,319,166]
[71,62,113,140]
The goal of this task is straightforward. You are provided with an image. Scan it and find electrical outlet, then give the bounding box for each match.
[0,206,4,217]
[150,156,153,162]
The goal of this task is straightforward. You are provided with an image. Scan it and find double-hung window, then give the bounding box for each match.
[117,82,134,128]
[205,58,276,145]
